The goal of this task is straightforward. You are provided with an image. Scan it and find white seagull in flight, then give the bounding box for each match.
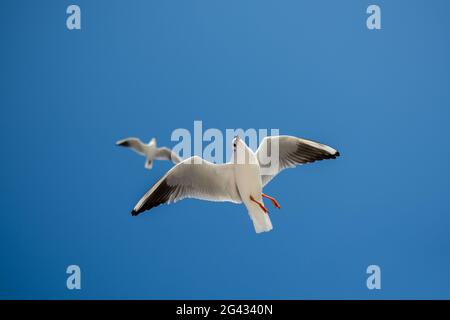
[116,137,181,169]
[131,135,340,233]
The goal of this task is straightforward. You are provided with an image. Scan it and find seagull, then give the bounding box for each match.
[131,135,340,233]
[116,137,181,169]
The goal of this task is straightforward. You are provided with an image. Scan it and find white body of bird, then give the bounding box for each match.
[232,138,272,233]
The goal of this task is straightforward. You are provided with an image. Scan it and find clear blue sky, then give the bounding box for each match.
[1,0,450,299]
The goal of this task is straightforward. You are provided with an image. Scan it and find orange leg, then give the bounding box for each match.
[262,193,281,209]
[250,195,268,214]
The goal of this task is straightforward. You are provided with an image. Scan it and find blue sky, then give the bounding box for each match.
[1,0,450,299]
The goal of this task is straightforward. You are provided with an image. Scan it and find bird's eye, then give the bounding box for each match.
[233,143,236,148]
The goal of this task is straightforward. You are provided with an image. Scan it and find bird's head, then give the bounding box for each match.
[232,135,241,152]
[231,136,255,164]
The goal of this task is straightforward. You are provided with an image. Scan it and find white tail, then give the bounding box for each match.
[247,202,273,233]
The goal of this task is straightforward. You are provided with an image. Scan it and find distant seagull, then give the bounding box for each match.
[116,137,181,169]
[131,135,340,233]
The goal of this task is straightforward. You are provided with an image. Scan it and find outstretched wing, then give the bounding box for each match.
[155,147,182,164]
[116,137,146,156]
[132,156,241,215]
[256,136,340,187]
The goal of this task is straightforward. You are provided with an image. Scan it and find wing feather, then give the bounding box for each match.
[116,137,146,155]
[154,147,182,164]
[132,156,241,215]
[256,136,340,187]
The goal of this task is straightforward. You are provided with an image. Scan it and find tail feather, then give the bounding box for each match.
[248,203,273,233]
[145,159,153,169]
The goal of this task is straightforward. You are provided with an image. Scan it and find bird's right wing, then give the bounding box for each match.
[116,137,146,155]
[256,136,340,187]
[132,156,241,215]
[155,147,182,164]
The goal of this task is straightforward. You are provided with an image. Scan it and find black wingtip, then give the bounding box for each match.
[117,141,129,147]
[131,209,139,216]
[335,151,341,157]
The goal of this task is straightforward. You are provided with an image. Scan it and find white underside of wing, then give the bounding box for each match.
[165,157,241,203]
[116,137,148,156]
[256,135,340,187]
[133,156,241,214]
[154,147,182,164]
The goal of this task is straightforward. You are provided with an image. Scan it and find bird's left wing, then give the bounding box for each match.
[154,147,182,164]
[116,137,146,155]
[132,156,241,216]
[256,136,340,187]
